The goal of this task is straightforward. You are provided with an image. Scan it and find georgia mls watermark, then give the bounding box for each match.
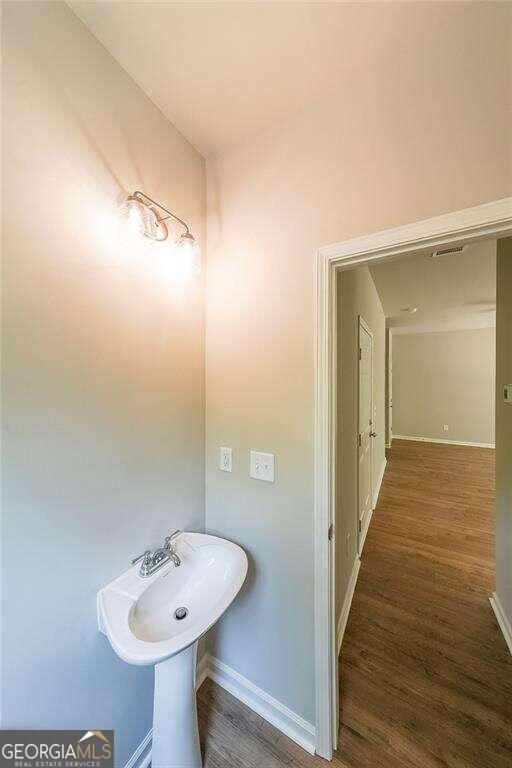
[0,731,114,768]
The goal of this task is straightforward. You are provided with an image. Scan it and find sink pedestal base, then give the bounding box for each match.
[152,641,202,768]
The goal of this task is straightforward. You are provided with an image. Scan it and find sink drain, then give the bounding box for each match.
[174,607,188,621]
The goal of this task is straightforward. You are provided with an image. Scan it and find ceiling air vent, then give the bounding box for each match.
[430,244,468,258]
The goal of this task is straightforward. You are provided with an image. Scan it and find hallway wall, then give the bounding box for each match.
[336,268,386,623]
[205,2,511,725]
[392,328,495,446]
[2,4,205,763]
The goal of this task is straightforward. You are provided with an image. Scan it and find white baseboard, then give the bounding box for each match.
[127,652,316,767]
[393,434,495,449]
[490,593,512,656]
[337,556,361,656]
[358,504,373,556]
[206,654,316,754]
[358,459,387,557]
[373,458,387,508]
[124,729,152,768]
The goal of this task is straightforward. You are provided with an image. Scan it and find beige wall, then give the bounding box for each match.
[2,3,205,762]
[392,329,495,445]
[495,239,512,626]
[335,268,386,624]
[205,2,511,723]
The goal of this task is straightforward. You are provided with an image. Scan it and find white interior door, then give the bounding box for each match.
[358,317,373,552]
[389,331,393,441]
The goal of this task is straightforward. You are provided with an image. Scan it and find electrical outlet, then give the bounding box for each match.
[443,424,449,432]
[250,451,275,482]
[219,446,232,472]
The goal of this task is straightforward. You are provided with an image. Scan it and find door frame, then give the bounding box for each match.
[357,315,374,554]
[313,196,512,759]
[385,328,393,448]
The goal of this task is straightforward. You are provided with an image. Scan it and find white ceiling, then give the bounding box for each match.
[370,240,496,335]
[70,1,476,157]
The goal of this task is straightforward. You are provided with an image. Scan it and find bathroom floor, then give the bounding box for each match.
[197,678,348,768]
[196,440,511,768]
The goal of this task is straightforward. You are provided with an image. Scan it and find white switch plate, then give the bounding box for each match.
[219,446,232,472]
[504,384,512,404]
[250,451,275,482]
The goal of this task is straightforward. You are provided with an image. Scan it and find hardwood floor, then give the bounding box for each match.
[196,439,512,768]
[198,680,340,768]
[339,439,511,768]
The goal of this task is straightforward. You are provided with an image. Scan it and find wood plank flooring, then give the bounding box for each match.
[339,439,511,768]
[196,439,512,767]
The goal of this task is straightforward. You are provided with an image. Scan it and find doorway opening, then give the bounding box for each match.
[313,198,512,760]
[334,237,508,767]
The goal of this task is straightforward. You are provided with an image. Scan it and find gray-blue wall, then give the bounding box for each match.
[1,4,206,765]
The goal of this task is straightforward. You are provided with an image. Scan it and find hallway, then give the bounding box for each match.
[339,439,512,767]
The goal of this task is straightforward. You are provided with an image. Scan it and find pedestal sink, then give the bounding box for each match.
[97,532,247,768]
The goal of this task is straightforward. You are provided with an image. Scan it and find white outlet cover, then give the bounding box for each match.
[443,424,449,432]
[219,446,232,472]
[250,451,275,483]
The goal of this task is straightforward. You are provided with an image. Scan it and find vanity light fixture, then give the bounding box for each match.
[121,190,200,273]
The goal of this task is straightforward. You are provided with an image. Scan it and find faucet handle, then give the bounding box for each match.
[132,549,152,565]
[164,530,182,550]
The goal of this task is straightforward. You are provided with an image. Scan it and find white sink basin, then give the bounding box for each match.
[98,532,247,665]
[98,532,247,767]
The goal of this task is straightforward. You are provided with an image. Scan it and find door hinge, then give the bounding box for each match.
[328,523,334,541]
[358,433,362,447]
[358,347,362,360]
[358,519,362,533]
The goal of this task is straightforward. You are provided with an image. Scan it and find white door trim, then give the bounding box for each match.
[313,196,512,759]
[489,593,512,656]
[314,246,338,756]
[357,315,374,555]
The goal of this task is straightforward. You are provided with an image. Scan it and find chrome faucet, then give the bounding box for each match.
[131,530,182,577]
[163,529,182,567]
[132,550,155,578]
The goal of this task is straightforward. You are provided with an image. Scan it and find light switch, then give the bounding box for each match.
[219,446,232,472]
[250,451,275,483]
[504,384,512,404]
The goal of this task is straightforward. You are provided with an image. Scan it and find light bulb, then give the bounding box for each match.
[177,233,201,275]
[121,196,159,241]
